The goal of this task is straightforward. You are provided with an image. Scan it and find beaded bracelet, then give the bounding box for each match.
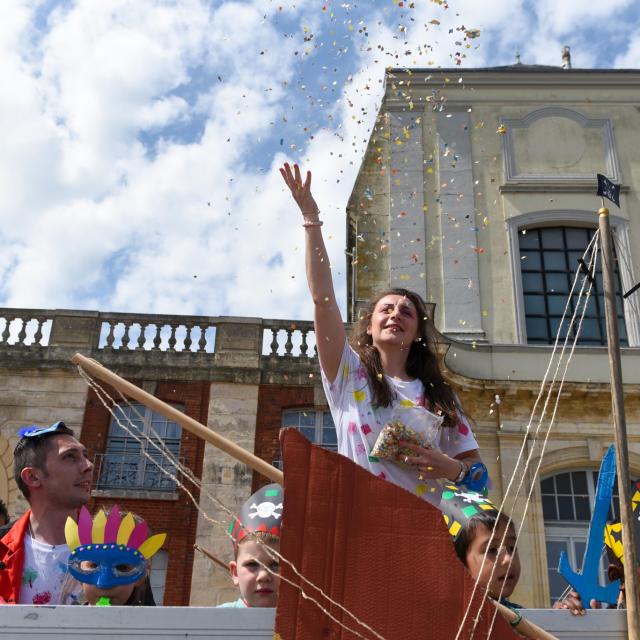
[302,220,323,227]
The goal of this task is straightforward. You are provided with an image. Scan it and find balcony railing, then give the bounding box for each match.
[261,319,317,358]
[94,452,186,492]
[0,309,53,346]
[98,312,217,353]
[0,307,326,360]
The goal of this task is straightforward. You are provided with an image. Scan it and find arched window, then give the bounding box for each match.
[95,403,183,492]
[282,408,338,451]
[541,469,620,605]
[519,226,627,345]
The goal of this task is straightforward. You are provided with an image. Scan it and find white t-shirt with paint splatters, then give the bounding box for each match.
[19,535,81,605]
[321,340,479,508]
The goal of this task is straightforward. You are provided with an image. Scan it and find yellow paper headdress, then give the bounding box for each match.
[65,505,166,559]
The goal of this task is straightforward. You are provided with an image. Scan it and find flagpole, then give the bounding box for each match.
[598,205,640,637]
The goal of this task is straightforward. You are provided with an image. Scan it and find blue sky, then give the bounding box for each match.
[1,0,639,321]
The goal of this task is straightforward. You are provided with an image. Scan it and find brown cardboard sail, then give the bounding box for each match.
[276,428,518,639]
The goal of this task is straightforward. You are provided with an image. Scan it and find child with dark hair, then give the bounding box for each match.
[440,485,522,609]
[218,484,283,608]
[280,163,485,508]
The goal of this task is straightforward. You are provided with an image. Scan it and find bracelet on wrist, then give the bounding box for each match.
[453,460,467,484]
[302,219,323,228]
[464,462,489,493]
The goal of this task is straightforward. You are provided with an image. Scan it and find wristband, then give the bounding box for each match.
[302,220,323,227]
[464,462,489,493]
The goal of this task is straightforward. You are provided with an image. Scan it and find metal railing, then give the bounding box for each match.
[93,452,186,492]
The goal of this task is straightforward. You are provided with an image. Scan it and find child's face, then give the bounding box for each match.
[465,521,520,600]
[230,539,280,608]
[78,558,147,606]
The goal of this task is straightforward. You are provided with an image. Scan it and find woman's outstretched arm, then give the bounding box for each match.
[280,163,346,382]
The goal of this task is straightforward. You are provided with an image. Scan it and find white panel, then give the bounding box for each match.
[0,606,626,639]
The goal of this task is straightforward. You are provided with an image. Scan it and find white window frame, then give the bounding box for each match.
[507,210,640,346]
[99,403,183,492]
[281,408,338,452]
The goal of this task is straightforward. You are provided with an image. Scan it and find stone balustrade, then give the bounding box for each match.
[98,312,217,353]
[0,307,330,383]
[0,309,53,346]
[262,319,317,358]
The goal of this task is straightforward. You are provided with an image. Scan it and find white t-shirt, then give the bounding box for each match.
[321,341,479,507]
[18,534,82,605]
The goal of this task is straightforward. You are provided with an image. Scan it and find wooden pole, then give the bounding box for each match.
[194,544,230,573]
[71,352,284,485]
[493,601,559,640]
[598,207,640,638]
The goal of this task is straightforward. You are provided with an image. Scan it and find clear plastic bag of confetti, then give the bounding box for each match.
[370,406,442,464]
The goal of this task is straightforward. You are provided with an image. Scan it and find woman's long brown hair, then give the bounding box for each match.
[350,288,462,428]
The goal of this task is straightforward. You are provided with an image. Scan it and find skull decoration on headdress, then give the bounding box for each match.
[604,481,640,568]
[438,483,499,541]
[65,505,166,589]
[228,483,284,547]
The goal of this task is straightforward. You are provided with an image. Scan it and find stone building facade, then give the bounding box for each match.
[345,63,640,606]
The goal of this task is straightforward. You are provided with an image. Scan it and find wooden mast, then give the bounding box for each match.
[598,206,639,638]
[71,352,284,485]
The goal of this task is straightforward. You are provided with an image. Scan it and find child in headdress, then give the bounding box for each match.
[63,505,165,606]
[439,485,522,610]
[218,483,283,608]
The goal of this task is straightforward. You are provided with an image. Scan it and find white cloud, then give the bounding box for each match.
[534,0,634,37]
[615,33,640,67]
[1,0,638,322]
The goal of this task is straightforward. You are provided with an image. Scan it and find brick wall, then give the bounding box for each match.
[252,385,314,493]
[80,380,209,606]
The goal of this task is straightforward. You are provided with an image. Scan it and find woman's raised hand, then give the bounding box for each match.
[279,163,320,219]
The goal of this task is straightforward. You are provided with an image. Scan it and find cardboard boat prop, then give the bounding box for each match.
[276,427,518,639]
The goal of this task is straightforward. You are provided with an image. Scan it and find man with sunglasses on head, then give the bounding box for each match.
[0,422,93,605]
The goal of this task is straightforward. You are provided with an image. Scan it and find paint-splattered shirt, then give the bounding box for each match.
[18,535,81,605]
[321,340,479,507]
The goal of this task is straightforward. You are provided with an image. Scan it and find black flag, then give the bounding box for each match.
[596,173,620,208]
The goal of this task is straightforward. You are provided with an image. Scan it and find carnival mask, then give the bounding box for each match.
[65,505,166,589]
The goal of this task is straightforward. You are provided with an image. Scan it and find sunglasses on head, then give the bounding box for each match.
[18,421,67,439]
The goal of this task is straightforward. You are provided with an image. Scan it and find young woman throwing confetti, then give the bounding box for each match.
[280,163,487,506]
